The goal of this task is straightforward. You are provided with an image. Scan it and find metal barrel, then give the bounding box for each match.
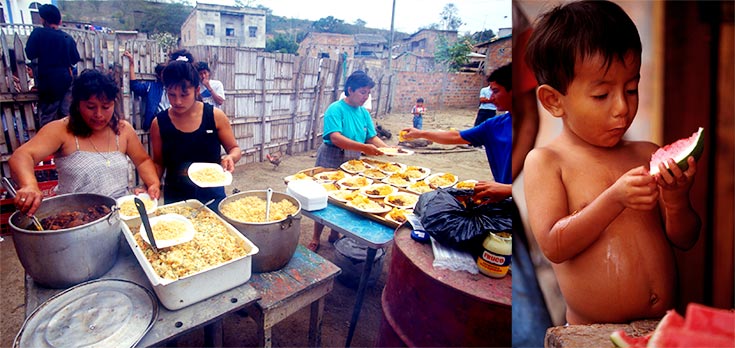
[377,226,512,347]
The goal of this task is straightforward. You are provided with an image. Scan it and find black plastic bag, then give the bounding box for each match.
[414,188,513,252]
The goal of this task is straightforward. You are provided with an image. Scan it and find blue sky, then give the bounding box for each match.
[196,0,511,35]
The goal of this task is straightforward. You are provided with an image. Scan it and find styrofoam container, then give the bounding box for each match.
[286,180,328,211]
[120,200,259,310]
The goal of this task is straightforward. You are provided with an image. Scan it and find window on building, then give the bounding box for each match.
[205,24,215,36]
[226,27,235,37]
[248,26,257,38]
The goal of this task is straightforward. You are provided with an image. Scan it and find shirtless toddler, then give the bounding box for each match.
[523,0,701,325]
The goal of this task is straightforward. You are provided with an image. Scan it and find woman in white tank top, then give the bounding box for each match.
[8,69,161,217]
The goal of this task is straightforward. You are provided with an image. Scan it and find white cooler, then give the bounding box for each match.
[286,180,328,211]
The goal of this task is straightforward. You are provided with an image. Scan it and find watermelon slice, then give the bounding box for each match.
[610,330,651,347]
[647,310,685,347]
[649,328,734,347]
[683,303,735,340]
[649,127,704,176]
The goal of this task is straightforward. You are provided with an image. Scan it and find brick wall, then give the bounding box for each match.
[392,71,485,114]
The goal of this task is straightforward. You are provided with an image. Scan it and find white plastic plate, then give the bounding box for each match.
[188,162,233,187]
[359,184,397,199]
[140,213,196,249]
[424,172,459,189]
[336,176,373,190]
[384,192,420,209]
[117,193,158,220]
[376,147,414,156]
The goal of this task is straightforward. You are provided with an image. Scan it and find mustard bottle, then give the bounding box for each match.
[477,232,512,278]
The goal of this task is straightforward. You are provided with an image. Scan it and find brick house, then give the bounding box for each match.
[296,32,355,59]
[473,35,511,75]
[180,2,266,48]
[398,29,458,58]
[354,33,387,58]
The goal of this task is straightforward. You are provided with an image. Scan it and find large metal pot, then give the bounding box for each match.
[219,190,301,272]
[9,193,120,289]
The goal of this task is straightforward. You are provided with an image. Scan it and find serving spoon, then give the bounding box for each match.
[265,188,273,222]
[2,177,43,231]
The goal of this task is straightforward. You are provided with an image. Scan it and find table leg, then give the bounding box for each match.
[344,247,377,347]
[308,297,325,347]
[203,320,223,347]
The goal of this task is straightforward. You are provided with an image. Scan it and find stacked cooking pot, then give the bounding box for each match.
[9,193,121,288]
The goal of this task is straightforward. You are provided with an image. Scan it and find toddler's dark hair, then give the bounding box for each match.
[489,63,512,92]
[162,60,200,92]
[526,0,641,94]
[416,98,424,103]
[68,69,120,136]
[344,70,375,96]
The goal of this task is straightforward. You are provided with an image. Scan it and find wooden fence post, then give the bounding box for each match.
[259,55,267,163]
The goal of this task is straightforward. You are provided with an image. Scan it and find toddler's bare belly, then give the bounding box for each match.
[555,217,676,324]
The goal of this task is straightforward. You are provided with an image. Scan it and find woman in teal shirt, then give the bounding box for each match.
[308,70,389,251]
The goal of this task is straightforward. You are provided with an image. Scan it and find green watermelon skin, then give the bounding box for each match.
[647,310,685,347]
[650,127,705,176]
[610,330,650,347]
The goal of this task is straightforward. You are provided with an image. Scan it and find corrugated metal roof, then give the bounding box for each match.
[354,34,387,44]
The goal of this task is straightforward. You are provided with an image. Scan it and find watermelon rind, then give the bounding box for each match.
[610,330,631,348]
[647,310,685,347]
[650,127,704,176]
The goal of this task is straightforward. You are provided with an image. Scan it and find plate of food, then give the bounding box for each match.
[139,213,196,249]
[346,195,392,214]
[321,182,341,192]
[424,172,459,189]
[188,162,233,187]
[117,193,158,220]
[360,168,388,180]
[284,172,314,183]
[455,179,479,190]
[361,158,386,168]
[382,172,413,188]
[336,176,373,190]
[328,189,360,203]
[407,180,435,194]
[359,184,397,199]
[314,170,350,182]
[384,192,420,209]
[375,161,406,174]
[402,166,431,181]
[385,207,413,224]
[340,159,370,174]
[377,147,414,156]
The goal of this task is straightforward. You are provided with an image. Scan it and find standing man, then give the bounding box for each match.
[474,75,497,126]
[25,4,81,127]
[196,62,225,109]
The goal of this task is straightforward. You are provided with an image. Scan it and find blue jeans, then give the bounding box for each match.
[512,204,553,347]
[413,115,423,129]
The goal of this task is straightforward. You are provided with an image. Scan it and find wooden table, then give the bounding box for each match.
[244,244,341,347]
[301,203,395,347]
[24,241,261,347]
[545,320,658,348]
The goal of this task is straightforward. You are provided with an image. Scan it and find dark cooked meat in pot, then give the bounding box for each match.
[40,204,111,230]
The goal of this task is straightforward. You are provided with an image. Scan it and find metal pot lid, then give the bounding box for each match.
[14,279,158,348]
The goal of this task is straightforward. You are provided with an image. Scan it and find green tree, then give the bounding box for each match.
[434,35,472,72]
[439,3,463,31]
[265,34,299,54]
[312,16,345,33]
[150,32,178,52]
[472,29,496,43]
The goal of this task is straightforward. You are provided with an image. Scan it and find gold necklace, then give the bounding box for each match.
[89,131,112,167]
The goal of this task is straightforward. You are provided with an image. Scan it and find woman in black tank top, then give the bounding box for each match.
[149,57,242,211]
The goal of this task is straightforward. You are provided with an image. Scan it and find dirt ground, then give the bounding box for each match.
[0,106,491,347]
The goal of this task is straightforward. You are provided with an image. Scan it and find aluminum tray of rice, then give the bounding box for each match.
[120,200,259,310]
